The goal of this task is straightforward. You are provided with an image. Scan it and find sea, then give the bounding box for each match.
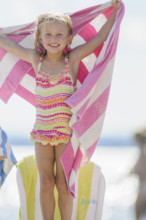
[0,145,139,220]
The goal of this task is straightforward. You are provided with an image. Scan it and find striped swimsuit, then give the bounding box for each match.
[30,57,76,146]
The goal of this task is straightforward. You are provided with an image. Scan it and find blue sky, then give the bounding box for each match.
[0,0,146,142]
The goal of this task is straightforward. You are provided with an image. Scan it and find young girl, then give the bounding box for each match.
[0,0,121,219]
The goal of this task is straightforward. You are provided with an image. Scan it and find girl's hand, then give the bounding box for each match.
[112,0,121,11]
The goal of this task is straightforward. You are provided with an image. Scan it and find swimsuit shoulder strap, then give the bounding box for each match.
[65,56,70,70]
[64,56,76,87]
[37,57,43,73]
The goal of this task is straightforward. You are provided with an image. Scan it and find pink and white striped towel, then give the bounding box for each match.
[0,1,125,197]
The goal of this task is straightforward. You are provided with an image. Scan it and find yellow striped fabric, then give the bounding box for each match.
[16,156,105,220]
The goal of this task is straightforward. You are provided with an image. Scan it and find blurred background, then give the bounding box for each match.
[0,0,146,219]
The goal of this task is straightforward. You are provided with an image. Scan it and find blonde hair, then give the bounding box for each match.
[34,13,73,57]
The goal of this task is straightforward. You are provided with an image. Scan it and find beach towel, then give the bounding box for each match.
[0,1,125,197]
[16,155,105,220]
[0,127,17,186]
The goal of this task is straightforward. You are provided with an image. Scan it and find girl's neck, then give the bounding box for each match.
[44,52,65,62]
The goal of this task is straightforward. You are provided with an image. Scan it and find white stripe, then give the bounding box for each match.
[69,132,80,156]
[71,83,96,115]
[14,27,35,35]
[20,74,36,94]
[82,53,97,72]
[80,113,105,149]
[69,169,76,188]
[35,176,43,220]
[71,34,86,49]
[95,173,105,220]
[76,79,81,88]
[86,164,101,219]
[4,140,12,160]
[16,169,28,220]
[96,23,115,65]
[88,56,115,107]
[0,53,19,87]
[3,159,13,175]
[80,144,89,166]
[19,34,34,49]
[90,14,107,33]
[71,172,79,220]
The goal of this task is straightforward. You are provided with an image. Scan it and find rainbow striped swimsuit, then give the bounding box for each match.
[30,57,76,146]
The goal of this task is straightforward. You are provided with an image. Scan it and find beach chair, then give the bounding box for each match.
[16,155,105,220]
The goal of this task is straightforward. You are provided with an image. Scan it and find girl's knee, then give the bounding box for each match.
[56,178,69,195]
[40,174,55,192]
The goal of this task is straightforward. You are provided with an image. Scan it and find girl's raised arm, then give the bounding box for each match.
[71,0,121,61]
[0,36,35,63]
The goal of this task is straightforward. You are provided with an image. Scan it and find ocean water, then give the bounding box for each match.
[0,145,139,220]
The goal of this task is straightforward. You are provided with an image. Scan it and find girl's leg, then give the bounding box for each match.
[35,142,55,220]
[55,143,73,220]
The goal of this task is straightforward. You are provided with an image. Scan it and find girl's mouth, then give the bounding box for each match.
[49,44,59,48]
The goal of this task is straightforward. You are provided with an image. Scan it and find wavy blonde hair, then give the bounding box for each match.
[34,13,73,57]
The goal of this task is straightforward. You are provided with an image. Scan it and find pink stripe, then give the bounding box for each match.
[72,86,111,137]
[61,142,83,198]
[79,24,97,41]
[70,183,75,198]
[78,61,89,83]
[75,97,90,120]
[6,34,27,43]
[86,139,99,161]
[0,60,31,100]
[94,43,104,57]
[14,23,35,34]
[27,67,35,77]
[15,85,35,106]
[72,147,83,173]
[102,6,114,19]
[61,142,76,181]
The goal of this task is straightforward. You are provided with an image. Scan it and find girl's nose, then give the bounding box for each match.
[48,35,59,40]
[51,35,57,39]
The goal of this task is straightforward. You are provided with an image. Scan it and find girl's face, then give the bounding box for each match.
[39,20,73,54]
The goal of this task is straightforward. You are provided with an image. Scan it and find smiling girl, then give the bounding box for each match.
[0,1,121,219]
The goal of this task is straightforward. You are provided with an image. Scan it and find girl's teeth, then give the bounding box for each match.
[49,44,58,47]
